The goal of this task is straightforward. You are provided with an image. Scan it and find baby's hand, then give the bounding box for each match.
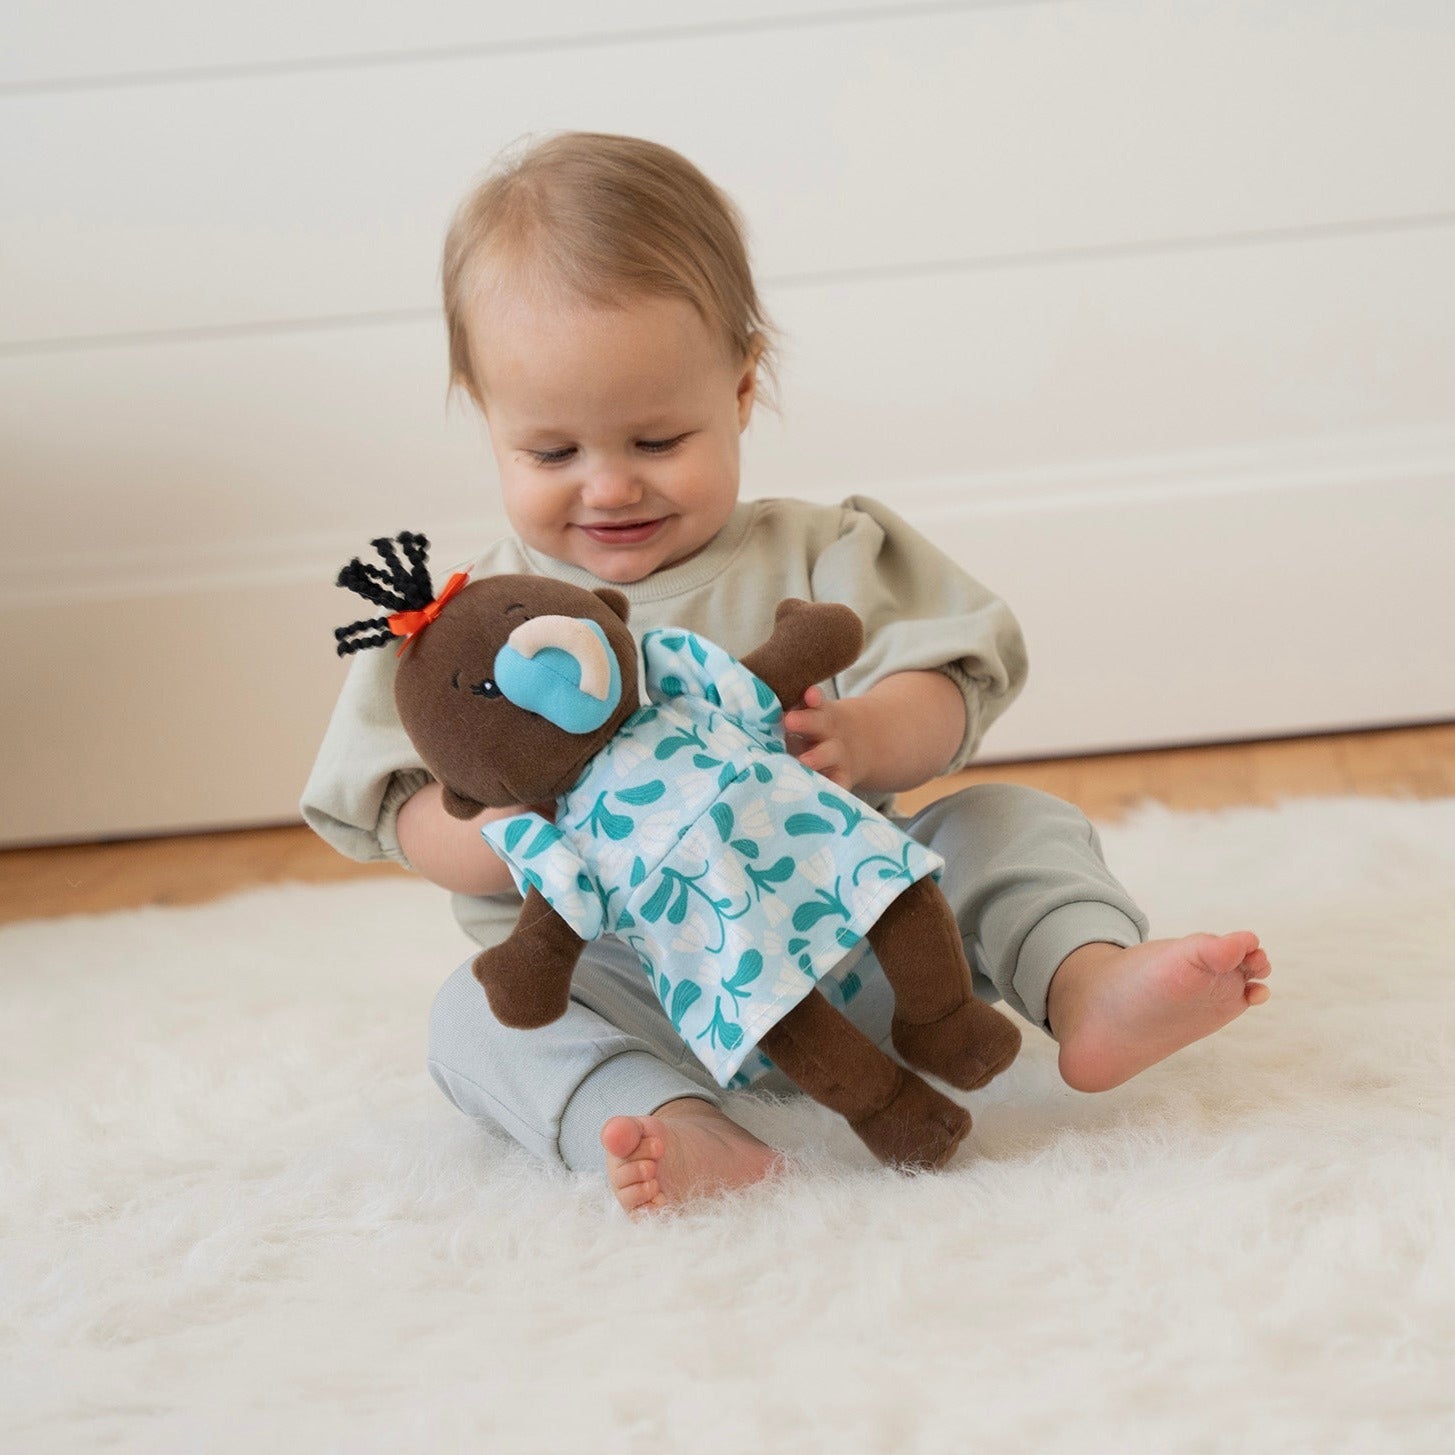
[782,684,867,791]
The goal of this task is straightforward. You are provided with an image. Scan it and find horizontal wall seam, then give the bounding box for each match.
[7,435,1451,607]
[5,210,1454,360]
[1,0,1057,96]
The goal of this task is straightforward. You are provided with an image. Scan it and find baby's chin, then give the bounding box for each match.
[566,540,662,584]
[582,558,657,585]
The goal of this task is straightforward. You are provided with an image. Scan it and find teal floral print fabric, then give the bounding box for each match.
[482,629,943,1088]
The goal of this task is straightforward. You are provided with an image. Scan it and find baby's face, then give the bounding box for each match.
[467,287,756,584]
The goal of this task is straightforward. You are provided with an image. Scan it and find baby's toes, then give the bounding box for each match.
[600,1114,656,1163]
[611,1159,662,1211]
[1191,930,1260,979]
[1242,947,1272,980]
[1221,929,1261,963]
[619,1179,664,1215]
[1235,942,1272,1005]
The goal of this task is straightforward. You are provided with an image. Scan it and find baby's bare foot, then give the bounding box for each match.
[1049,931,1272,1092]
[600,1098,781,1216]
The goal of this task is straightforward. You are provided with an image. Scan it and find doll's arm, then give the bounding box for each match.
[470,887,586,1029]
[738,598,865,710]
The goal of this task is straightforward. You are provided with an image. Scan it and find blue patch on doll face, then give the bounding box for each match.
[493,619,622,735]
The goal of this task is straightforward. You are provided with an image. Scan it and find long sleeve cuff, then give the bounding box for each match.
[557,1050,719,1172]
[375,768,433,870]
[1013,901,1146,1035]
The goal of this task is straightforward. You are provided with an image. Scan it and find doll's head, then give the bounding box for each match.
[439,132,778,584]
[335,534,639,814]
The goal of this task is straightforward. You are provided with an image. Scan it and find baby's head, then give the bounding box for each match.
[442,132,779,585]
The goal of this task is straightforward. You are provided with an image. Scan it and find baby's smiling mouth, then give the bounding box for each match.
[577,518,666,542]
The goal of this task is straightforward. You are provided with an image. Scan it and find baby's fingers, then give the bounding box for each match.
[784,683,827,723]
[782,703,830,743]
[798,740,851,787]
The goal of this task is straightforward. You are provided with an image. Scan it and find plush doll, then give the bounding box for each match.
[335,533,1020,1169]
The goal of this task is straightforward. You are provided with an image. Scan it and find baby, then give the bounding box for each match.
[302,131,1272,1216]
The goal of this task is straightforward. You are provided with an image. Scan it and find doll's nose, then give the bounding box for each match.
[494,616,622,734]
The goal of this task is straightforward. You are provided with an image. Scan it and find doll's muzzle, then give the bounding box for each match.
[493,616,622,734]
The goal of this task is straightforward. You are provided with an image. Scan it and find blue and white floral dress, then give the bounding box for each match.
[482,629,943,1089]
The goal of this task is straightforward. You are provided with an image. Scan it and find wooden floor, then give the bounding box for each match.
[3,722,1451,926]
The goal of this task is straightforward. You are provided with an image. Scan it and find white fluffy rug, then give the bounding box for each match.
[3,797,1453,1454]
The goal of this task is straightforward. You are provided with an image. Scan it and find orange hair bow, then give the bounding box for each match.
[388,571,470,654]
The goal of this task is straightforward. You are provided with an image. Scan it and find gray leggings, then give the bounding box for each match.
[426,784,1148,1172]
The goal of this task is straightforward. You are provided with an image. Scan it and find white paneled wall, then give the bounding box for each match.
[3,1,1453,845]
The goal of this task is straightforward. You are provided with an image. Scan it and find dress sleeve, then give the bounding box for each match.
[641,629,784,741]
[479,814,606,942]
[809,495,1029,771]
[299,640,431,868]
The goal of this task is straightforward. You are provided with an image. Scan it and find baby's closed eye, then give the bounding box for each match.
[525,434,690,465]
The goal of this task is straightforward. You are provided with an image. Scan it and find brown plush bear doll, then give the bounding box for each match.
[336,533,1020,1170]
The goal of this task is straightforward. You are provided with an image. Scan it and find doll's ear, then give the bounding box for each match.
[593,588,629,624]
[440,785,486,821]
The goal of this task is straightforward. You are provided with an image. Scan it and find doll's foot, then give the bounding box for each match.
[850,1066,973,1171]
[891,997,1022,1091]
[1048,932,1272,1093]
[601,1099,781,1216]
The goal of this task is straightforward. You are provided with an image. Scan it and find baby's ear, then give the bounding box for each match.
[440,785,486,821]
[593,588,629,624]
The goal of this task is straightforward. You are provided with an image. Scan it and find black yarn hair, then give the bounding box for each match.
[334,532,438,657]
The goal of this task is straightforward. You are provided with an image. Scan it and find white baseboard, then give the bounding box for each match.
[5,434,1453,846]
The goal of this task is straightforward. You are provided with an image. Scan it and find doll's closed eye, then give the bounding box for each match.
[450,667,501,697]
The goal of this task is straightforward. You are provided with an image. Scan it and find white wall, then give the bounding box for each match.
[3,1,1453,846]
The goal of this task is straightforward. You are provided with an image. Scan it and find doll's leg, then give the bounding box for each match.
[896,784,1149,1033]
[758,989,971,1170]
[428,933,721,1173]
[865,877,1022,1091]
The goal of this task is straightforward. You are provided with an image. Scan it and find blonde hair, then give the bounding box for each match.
[441,131,781,412]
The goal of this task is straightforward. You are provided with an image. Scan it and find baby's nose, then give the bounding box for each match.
[580,461,643,509]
